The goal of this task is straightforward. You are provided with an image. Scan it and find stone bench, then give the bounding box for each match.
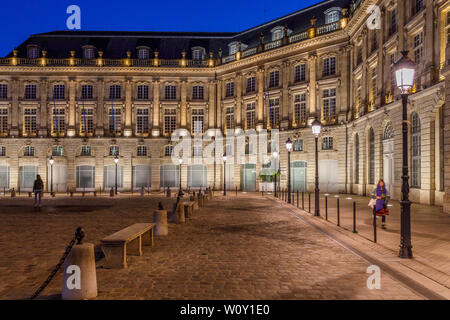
[182,201,195,218]
[101,223,155,269]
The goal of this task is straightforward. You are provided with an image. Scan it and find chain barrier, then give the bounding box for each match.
[29,227,84,300]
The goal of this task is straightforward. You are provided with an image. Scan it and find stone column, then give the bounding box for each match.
[39,78,48,136]
[235,73,242,129]
[180,80,187,129]
[308,53,317,116]
[208,81,216,129]
[281,61,290,129]
[216,80,222,129]
[95,78,104,136]
[152,80,160,136]
[68,79,76,137]
[10,78,19,136]
[339,47,349,119]
[124,78,132,136]
[444,50,450,213]
[257,67,264,129]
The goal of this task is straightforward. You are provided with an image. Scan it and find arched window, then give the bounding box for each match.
[369,128,375,184]
[411,113,421,188]
[383,121,394,140]
[355,134,359,184]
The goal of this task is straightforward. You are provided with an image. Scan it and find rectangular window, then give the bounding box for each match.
[24,146,34,157]
[81,85,93,100]
[165,85,176,100]
[246,77,256,93]
[23,108,37,135]
[269,71,280,88]
[192,86,204,100]
[52,146,63,156]
[0,108,8,135]
[80,108,94,135]
[193,145,202,157]
[246,102,256,130]
[0,146,5,157]
[414,32,423,64]
[322,137,333,150]
[136,108,149,134]
[356,78,362,108]
[25,84,37,99]
[164,109,177,135]
[108,108,121,134]
[80,146,91,156]
[269,98,280,128]
[53,85,65,100]
[165,146,173,157]
[323,57,336,76]
[225,82,234,98]
[137,145,147,157]
[371,68,377,105]
[323,88,337,119]
[294,93,307,125]
[294,139,303,152]
[0,84,7,99]
[413,0,423,15]
[109,146,119,156]
[295,64,306,82]
[226,106,234,130]
[192,109,204,134]
[51,107,65,135]
[390,8,398,35]
[110,85,121,100]
[137,85,149,100]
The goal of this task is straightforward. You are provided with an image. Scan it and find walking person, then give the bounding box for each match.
[371,179,390,229]
[33,174,44,208]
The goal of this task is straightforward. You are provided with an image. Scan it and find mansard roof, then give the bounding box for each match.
[7,0,351,59]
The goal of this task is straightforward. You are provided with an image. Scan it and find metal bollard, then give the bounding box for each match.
[337,198,340,226]
[308,193,311,213]
[302,192,304,210]
[353,201,357,233]
[325,195,328,221]
[373,206,377,243]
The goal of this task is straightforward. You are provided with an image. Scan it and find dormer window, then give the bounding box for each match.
[191,47,205,60]
[270,26,292,41]
[324,7,341,24]
[137,46,150,59]
[82,46,96,59]
[229,43,238,55]
[27,45,39,59]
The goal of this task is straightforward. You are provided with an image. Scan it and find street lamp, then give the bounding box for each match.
[394,50,416,259]
[49,156,54,196]
[178,157,183,191]
[223,154,227,195]
[114,155,119,195]
[272,151,278,197]
[285,138,292,204]
[312,118,322,217]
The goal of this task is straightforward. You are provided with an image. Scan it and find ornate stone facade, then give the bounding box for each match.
[0,0,448,211]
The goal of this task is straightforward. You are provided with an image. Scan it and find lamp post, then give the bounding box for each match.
[312,118,322,217]
[178,157,183,191]
[114,155,119,195]
[49,156,54,196]
[272,151,278,197]
[394,50,416,259]
[286,138,292,204]
[223,154,227,195]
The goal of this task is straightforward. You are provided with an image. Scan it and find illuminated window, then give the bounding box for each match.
[411,113,421,188]
[80,108,94,135]
[269,98,280,128]
[109,146,119,156]
[294,93,307,125]
[226,106,234,130]
[136,108,149,134]
[51,107,65,135]
[413,32,423,64]
[246,102,256,130]
[23,108,37,135]
[192,109,204,134]
[108,108,121,135]
[164,109,177,135]
[0,108,8,135]
[322,137,333,150]
[323,88,336,119]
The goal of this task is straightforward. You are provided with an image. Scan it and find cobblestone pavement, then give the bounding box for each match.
[0,193,422,299]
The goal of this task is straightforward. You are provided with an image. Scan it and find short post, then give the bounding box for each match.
[308,193,311,213]
[325,195,328,221]
[373,206,377,243]
[302,192,304,209]
[140,187,144,197]
[353,201,357,233]
[62,228,97,300]
[110,188,114,197]
[337,198,340,227]
[153,207,168,236]
[11,188,16,198]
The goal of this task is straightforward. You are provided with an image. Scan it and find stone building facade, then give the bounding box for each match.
[0,0,449,212]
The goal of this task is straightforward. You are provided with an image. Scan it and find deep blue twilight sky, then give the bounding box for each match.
[0,0,321,57]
